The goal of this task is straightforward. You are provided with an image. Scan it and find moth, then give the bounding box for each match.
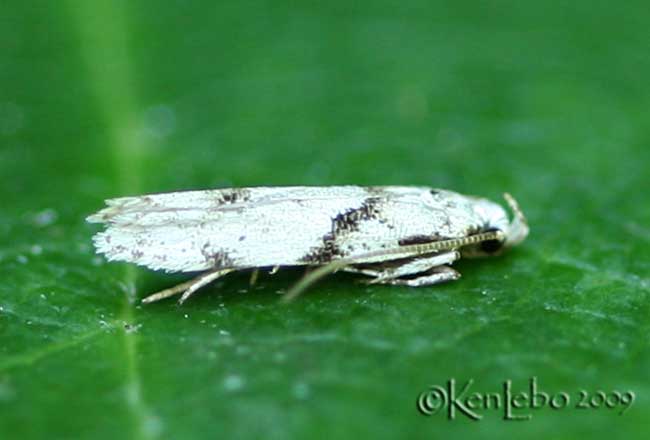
[87,186,529,304]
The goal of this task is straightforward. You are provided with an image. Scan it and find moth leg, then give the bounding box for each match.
[141,268,234,304]
[249,269,260,286]
[368,251,460,284]
[283,252,458,302]
[177,268,236,304]
[341,266,383,277]
[375,266,460,287]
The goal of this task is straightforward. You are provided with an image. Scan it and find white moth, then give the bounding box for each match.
[87,186,529,304]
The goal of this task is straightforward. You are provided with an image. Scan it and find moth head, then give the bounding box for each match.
[462,193,529,257]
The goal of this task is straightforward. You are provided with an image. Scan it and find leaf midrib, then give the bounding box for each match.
[66,2,158,438]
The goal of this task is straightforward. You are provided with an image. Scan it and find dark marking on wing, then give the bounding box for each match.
[201,243,235,269]
[331,197,381,234]
[300,233,343,264]
[132,249,144,259]
[398,234,442,246]
[216,189,252,205]
[300,197,383,263]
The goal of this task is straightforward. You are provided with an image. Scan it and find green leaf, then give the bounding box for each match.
[1,1,648,438]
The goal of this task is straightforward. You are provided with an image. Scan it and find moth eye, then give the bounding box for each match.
[480,239,503,254]
[479,227,504,254]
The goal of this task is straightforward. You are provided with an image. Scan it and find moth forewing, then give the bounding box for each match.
[87,186,528,303]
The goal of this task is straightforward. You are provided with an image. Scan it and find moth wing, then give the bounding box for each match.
[88,186,478,272]
[88,186,373,272]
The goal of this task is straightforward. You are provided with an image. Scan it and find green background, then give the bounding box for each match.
[1,1,649,438]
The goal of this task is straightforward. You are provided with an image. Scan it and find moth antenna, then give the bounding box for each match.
[397,230,504,255]
[503,193,529,247]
